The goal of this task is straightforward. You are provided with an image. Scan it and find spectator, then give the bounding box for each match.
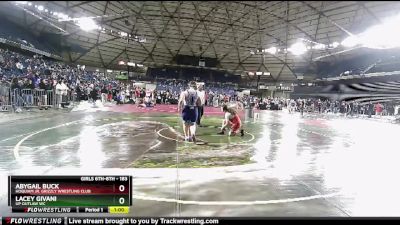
[375,102,383,116]
[55,80,68,108]
[101,85,108,103]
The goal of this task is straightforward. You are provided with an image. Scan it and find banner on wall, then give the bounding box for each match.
[132,82,145,88]
[116,71,128,80]
[146,83,157,91]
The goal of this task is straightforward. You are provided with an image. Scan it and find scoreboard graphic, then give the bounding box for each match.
[1,176,222,225]
[8,176,132,214]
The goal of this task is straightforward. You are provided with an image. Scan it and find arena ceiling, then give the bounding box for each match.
[1,1,400,82]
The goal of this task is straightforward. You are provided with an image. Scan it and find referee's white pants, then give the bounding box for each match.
[101,93,107,103]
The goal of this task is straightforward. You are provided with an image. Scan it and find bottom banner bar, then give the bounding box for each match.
[66,217,220,225]
[4,217,398,225]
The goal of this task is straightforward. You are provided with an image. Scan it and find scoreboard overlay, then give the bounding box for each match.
[8,176,132,214]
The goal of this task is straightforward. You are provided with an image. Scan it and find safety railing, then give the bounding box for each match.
[0,84,12,112]
[54,89,75,109]
[0,84,75,112]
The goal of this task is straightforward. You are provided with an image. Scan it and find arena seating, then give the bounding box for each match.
[0,47,241,110]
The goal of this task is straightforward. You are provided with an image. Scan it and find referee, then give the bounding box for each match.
[196,83,206,127]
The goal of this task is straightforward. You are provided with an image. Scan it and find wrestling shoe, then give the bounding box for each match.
[217,131,225,135]
[192,135,196,143]
[240,129,245,137]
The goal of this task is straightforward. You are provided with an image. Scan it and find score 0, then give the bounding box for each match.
[116,184,127,205]
[118,184,125,192]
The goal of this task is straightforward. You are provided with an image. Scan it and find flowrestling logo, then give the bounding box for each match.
[3,217,63,224]
[25,207,72,213]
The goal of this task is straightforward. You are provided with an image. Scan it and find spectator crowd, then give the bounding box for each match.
[0,48,239,110]
[257,97,400,117]
[2,47,399,119]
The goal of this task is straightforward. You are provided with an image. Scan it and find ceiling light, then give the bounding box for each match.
[53,12,58,16]
[137,64,143,67]
[127,62,135,67]
[341,35,360,47]
[76,17,99,32]
[332,41,340,48]
[248,72,255,76]
[107,69,113,73]
[313,43,326,50]
[118,61,125,65]
[265,47,277,54]
[256,72,262,75]
[57,13,67,19]
[288,42,307,55]
[96,69,99,72]
[263,72,271,76]
[15,1,28,4]
[120,32,128,37]
[37,5,44,11]
[44,9,48,12]
[357,15,400,49]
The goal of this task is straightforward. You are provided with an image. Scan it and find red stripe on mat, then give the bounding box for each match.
[105,104,253,116]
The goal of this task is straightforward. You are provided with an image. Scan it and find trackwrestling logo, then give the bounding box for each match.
[160,218,219,225]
